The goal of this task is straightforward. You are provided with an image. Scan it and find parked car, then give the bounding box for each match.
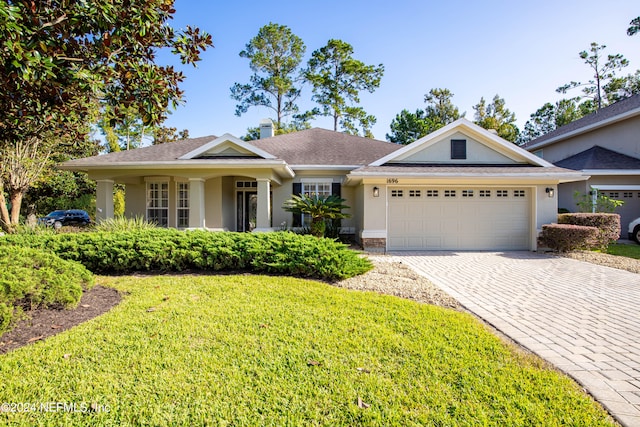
[40,209,91,228]
[628,217,640,243]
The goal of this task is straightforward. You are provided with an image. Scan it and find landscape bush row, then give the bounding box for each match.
[538,213,620,252]
[0,246,94,335]
[0,230,372,282]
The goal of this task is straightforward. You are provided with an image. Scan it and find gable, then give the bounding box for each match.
[372,119,550,167]
[179,133,276,160]
[395,131,518,164]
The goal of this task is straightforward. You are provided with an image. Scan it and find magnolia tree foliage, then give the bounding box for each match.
[0,1,212,230]
[305,39,384,137]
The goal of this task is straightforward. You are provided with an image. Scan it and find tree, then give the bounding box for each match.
[152,127,190,145]
[283,194,350,238]
[517,98,583,144]
[0,1,212,230]
[556,42,629,110]
[386,109,430,144]
[603,70,640,103]
[386,88,462,144]
[628,16,640,36]
[230,23,305,129]
[473,95,520,143]
[305,39,384,137]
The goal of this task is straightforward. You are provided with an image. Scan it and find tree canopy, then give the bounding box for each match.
[473,95,519,143]
[517,99,583,145]
[628,16,640,36]
[0,1,212,229]
[230,23,305,130]
[305,39,384,137]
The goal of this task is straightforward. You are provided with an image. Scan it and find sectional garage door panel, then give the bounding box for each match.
[388,188,530,250]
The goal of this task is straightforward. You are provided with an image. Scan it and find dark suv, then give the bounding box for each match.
[40,209,91,228]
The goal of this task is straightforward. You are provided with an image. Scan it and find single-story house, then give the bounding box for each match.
[61,118,583,252]
[524,94,640,231]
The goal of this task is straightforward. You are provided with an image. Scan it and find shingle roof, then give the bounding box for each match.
[351,164,579,176]
[62,128,401,168]
[524,94,640,149]
[555,146,640,170]
[63,135,218,166]
[251,128,400,165]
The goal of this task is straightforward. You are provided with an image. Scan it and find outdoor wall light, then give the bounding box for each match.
[545,187,555,198]
[373,186,380,197]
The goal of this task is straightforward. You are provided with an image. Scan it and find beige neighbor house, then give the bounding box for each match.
[61,118,583,252]
[524,94,640,232]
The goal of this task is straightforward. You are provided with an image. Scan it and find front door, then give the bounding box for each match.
[236,191,257,232]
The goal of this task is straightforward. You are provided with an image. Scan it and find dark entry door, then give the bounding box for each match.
[236,191,257,232]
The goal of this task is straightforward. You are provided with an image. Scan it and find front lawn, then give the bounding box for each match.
[606,242,640,259]
[0,275,614,426]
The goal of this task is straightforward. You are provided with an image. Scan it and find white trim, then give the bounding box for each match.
[300,177,333,183]
[291,165,361,170]
[525,106,640,150]
[591,185,640,190]
[178,133,277,160]
[360,229,387,239]
[370,118,554,167]
[582,169,640,176]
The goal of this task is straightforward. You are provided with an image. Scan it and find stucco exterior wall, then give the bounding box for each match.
[124,183,146,218]
[538,116,640,163]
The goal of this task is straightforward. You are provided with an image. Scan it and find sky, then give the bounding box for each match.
[159,0,640,141]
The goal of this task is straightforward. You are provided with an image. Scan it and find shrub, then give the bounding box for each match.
[0,246,94,336]
[92,215,158,232]
[558,213,620,248]
[537,224,600,252]
[0,230,372,282]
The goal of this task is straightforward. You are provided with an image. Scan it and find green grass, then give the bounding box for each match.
[0,275,614,426]
[606,242,640,259]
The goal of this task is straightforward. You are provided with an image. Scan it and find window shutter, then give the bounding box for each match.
[331,182,341,197]
[292,183,302,227]
[451,139,467,160]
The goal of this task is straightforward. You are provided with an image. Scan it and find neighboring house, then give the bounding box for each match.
[61,118,582,252]
[524,94,640,231]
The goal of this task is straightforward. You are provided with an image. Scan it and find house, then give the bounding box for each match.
[61,118,583,252]
[524,94,640,231]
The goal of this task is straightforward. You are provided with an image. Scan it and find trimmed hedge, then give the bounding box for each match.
[537,224,600,252]
[0,230,372,282]
[558,213,620,248]
[0,246,95,336]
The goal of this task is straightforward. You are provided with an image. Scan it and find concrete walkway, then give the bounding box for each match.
[381,251,640,427]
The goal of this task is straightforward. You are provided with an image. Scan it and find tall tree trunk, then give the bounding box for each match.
[0,185,11,231]
[9,190,23,225]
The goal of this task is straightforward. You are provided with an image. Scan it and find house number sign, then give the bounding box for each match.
[386,178,399,184]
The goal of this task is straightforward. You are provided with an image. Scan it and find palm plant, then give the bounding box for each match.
[283,194,350,237]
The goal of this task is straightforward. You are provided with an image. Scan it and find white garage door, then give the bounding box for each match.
[388,187,531,250]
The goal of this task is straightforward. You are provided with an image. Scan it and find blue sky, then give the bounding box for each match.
[160,0,640,141]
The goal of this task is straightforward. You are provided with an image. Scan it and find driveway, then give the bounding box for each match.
[382,251,640,427]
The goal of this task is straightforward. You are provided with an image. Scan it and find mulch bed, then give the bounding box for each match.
[0,286,121,354]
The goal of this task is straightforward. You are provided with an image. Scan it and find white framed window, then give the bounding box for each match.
[146,181,169,227]
[479,190,491,197]
[409,190,421,197]
[462,190,474,198]
[391,189,404,198]
[514,190,526,198]
[426,190,439,197]
[444,190,456,197]
[177,182,190,228]
[302,181,332,197]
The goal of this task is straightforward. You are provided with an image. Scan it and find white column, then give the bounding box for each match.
[95,179,115,221]
[188,178,206,228]
[255,179,272,231]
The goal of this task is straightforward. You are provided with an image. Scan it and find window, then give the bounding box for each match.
[462,190,474,198]
[451,139,467,160]
[426,190,439,197]
[497,190,508,197]
[514,190,525,197]
[444,190,456,197]
[409,190,421,197]
[177,182,190,228]
[609,192,619,198]
[479,190,491,197]
[623,192,633,198]
[146,182,168,227]
[236,181,257,188]
[391,189,404,198]
[302,182,332,197]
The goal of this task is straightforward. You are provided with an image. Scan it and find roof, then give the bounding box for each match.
[524,94,640,150]
[351,164,579,176]
[61,128,401,169]
[555,146,640,170]
[251,128,400,166]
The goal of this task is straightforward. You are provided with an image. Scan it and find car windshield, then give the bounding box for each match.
[45,210,66,218]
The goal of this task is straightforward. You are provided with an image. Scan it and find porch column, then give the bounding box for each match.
[95,179,114,222]
[255,178,272,231]
[189,178,206,228]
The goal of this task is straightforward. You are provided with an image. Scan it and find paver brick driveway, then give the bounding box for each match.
[380,251,640,427]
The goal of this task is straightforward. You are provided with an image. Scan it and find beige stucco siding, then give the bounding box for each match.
[124,183,146,218]
[539,116,640,163]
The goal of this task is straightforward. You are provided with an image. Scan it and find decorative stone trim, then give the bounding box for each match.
[362,237,386,253]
